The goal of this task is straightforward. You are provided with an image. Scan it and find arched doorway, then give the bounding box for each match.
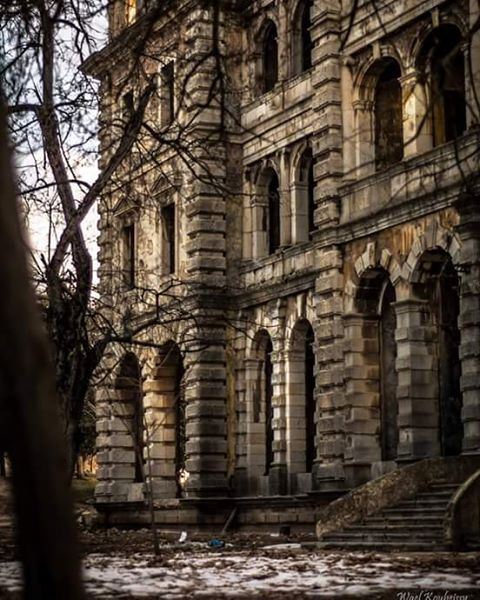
[413,251,462,456]
[345,267,399,483]
[156,341,186,497]
[116,353,144,483]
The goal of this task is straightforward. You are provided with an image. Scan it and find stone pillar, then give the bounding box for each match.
[269,343,288,495]
[142,359,177,499]
[313,247,345,489]
[291,182,308,244]
[181,6,229,497]
[310,1,342,230]
[353,100,374,177]
[395,299,440,461]
[401,69,432,157]
[95,352,142,503]
[279,149,291,248]
[467,0,480,128]
[455,195,480,453]
[343,314,381,487]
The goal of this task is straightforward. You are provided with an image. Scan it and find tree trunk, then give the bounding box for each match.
[0,100,85,598]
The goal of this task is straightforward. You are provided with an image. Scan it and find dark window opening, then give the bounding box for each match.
[122,91,134,123]
[305,326,316,472]
[268,171,280,254]
[301,1,312,72]
[263,22,278,93]
[421,25,466,146]
[264,338,274,475]
[307,159,315,237]
[379,281,398,461]
[174,358,186,498]
[122,223,135,289]
[161,204,176,275]
[374,60,404,169]
[161,62,175,127]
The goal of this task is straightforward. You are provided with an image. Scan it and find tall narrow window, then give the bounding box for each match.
[374,59,403,169]
[263,22,278,93]
[301,1,312,71]
[268,171,280,254]
[307,159,315,238]
[264,338,274,475]
[122,223,135,288]
[122,90,134,123]
[161,204,176,275]
[161,62,175,127]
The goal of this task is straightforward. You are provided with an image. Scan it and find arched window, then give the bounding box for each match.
[292,0,312,75]
[263,21,278,93]
[117,353,144,483]
[374,59,404,169]
[267,170,281,254]
[419,25,466,146]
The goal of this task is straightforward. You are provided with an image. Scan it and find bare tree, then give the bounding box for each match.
[0,97,84,599]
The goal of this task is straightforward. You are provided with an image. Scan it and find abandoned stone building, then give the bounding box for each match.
[86,0,480,534]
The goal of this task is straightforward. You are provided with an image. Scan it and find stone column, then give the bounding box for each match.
[310,1,342,229]
[353,100,374,177]
[313,247,346,489]
[467,0,480,128]
[395,299,440,461]
[269,343,288,495]
[455,195,480,453]
[181,6,229,497]
[343,314,381,487]
[401,69,432,157]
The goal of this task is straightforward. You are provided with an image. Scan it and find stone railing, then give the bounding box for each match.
[444,468,480,550]
[339,131,480,225]
[316,455,480,539]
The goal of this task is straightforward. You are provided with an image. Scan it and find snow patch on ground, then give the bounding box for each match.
[0,550,479,598]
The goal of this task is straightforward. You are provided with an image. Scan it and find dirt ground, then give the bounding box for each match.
[0,479,479,598]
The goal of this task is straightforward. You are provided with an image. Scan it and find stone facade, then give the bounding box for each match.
[89,0,480,511]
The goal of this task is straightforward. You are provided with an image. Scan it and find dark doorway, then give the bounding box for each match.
[174,352,186,498]
[264,337,274,475]
[305,325,316,472]
[118,353,144,483]
[379,281,398,461]
[437,261,462,456]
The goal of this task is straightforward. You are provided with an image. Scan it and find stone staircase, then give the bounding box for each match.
[318,479,460,551]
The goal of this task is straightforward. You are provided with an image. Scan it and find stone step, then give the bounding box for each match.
[394,498,450,508]
[318,540,448,551]
[381,506,445,516]
[365,514,443,526]
[322,530,443,542]
[347,523,443,533]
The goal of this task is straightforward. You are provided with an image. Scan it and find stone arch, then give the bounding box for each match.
[244,329,275,493]
[143,340,186,498]
[291,143,315,243]
[410,248,463,457]
[115,352,144,484]
[344,264,399,485]
[354,55,404,173]
[252,164,282,257]
[286,319,316,491]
